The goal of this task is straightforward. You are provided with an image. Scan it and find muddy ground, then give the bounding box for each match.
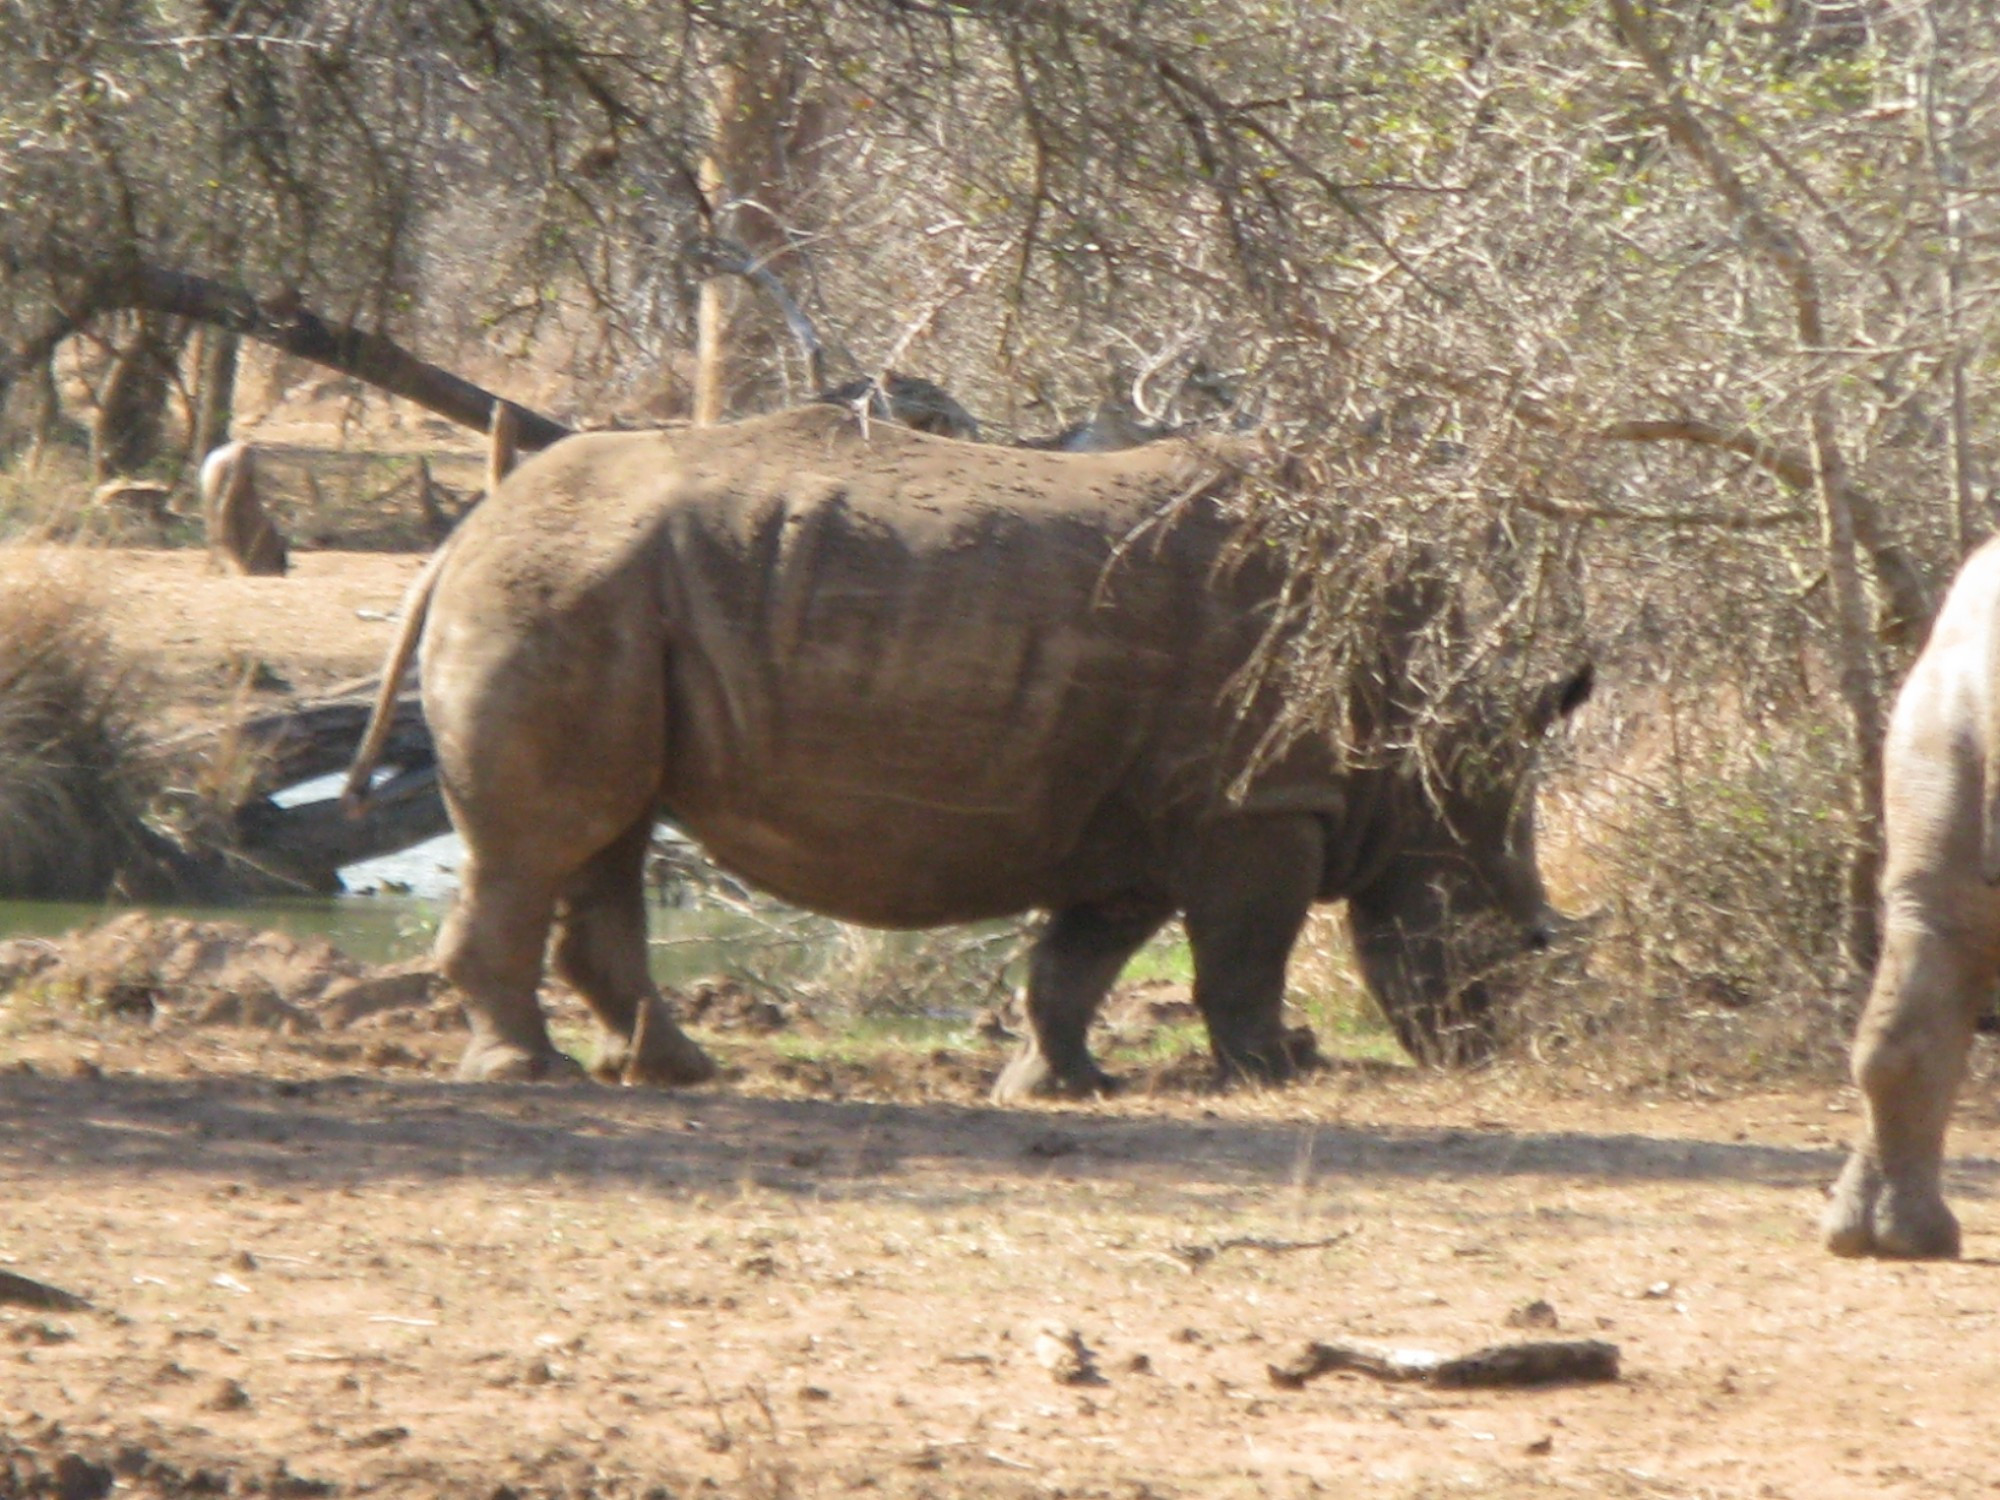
[4,536,2000,1498]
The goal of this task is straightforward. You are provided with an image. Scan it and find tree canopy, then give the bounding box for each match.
[5,0,1999,987]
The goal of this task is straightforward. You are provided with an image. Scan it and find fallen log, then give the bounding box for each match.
[140,683,736,902]
[147,683,446,895]
[148,684,433,799]
[232,765,451,894]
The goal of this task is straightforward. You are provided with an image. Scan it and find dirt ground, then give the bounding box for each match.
[0,543,427,721]
[5,540,2000,1499]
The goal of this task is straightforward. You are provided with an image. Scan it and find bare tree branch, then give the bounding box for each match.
[75,265,573,449]
[1610,0,1886,971]
[1508,488,1809,531]
[685,233,828,391]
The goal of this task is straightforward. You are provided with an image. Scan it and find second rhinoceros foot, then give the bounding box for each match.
[990,1046,1118,1106]
[611,998,719,1087]
[1206,1024,1317,1090]
[458,1038,588,1085]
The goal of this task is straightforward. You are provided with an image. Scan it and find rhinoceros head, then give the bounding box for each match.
[1346,662,1593,1065]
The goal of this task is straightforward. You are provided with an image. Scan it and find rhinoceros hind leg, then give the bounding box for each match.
[1825,920,1984,1258]
[550,818,717,1088]
[991,897,1171,1105]
[439,864,580,1082]
[1183,816,1322,1087]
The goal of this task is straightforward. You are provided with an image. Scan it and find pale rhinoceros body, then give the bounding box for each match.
[348,405,1589,1096]
[1827,538,2000,1258]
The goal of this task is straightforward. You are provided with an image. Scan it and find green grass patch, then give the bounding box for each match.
[766,1011,973,1063]
[1119,926,1194,986]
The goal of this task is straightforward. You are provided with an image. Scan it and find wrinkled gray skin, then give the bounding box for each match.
[1826,538,2000,1258]
[348,406,1589,1095]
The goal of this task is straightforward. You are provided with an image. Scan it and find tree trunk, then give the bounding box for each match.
[28,353,67,464]
[1809,405,1885,972]
[191,326,240,464]
[1917,6,1978,556]
[91,314,178,480]
[694,33,825,423]
[0,349,68,466]
[692,154,733,426]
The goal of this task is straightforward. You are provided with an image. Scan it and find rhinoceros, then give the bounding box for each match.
[345,405,1591,1096]
[1826,538,2000,1258]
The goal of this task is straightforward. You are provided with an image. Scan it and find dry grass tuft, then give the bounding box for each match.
[1509,689,1857,1091]
[0,562,164,899]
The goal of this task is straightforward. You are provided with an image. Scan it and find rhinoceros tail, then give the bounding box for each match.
[343,541,452,815]
[487,400,520,497]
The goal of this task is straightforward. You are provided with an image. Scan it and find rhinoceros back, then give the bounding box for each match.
[643,411,1275,923]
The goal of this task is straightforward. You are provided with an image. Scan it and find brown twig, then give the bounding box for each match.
[1268,1337,1619,1390]
[1167,1230,1353,1271]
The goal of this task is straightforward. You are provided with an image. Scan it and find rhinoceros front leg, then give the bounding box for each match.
[1825,916,1987,1259]
[437,863,583,1083]
[992,898,1172,1104]
[551,817,716,1087]
[1182,815,1322,1086]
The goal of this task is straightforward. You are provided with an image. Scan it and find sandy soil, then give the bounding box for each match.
[5,1002,2000,1500]
[0,544,427,721]
[4,542,2000,1499]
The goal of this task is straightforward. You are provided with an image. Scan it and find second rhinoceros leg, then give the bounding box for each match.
[550,817,716,1087]
[1182,815,1322,1085]
[1825,915,1987,1259]
[552,816,724,1088]
[991,897,1172,1104]
[436,863,578,1083]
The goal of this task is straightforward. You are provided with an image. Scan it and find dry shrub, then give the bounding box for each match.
[653,870,1033,1025]
[1512,686,1856,1088]
[791,920,1031,1023]
[0,565,163,899]
[0,449,187,547]
[1284,911,1406,1057]
[0,449,92,538]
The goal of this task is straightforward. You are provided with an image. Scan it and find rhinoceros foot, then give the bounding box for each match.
[601,996,718,1087]
[1383,1003,1498,1068]
[990,1046,1118,1106]
[1823,1151,1961,1259]
[621,1035,718,1087]
[1209,1025,1318,1089]
[458,1039,588,1085]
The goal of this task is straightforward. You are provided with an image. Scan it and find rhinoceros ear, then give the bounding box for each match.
[1527,662,1594,737]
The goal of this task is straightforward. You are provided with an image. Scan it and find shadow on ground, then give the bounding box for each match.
[2,1070,1949,1206]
